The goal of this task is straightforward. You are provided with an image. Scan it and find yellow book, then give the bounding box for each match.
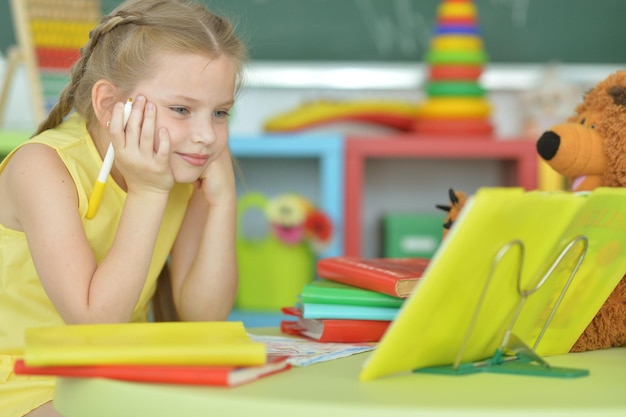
[24,321,267,367]
[360,187,626,381]
[514,187,626,355]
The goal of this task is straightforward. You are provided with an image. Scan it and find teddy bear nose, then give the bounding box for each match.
[536,130,561,161]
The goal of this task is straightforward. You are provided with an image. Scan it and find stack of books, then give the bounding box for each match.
[14,321,291,387]
[281,257,429,343]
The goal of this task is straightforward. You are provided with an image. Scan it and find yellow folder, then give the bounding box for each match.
[24,321,267,367]
[360,187,626,381]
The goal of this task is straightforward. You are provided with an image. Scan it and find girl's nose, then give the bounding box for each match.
[191,120,217,145]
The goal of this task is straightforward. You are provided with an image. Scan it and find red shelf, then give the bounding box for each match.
[344,136,538,257]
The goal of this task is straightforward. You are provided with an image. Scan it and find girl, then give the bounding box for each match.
[0,0,247,415]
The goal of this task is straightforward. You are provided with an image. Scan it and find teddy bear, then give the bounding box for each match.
[536,70,626,352]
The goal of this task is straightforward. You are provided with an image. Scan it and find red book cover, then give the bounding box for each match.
[281,306,390,343]
[316,257,430,298]
[13,356,290,387]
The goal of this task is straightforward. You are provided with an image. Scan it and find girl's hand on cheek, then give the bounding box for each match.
[195,146,236,206]
[110,96,174,195]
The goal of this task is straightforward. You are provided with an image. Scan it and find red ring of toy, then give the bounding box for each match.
[429,65,483,81]
[413,118,493,136]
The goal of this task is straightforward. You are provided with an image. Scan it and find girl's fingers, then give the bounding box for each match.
[108,101,127,148]
[123,95,145,149]
[155,127,171,164]
[111,96,170,184]
[139,101,156,154]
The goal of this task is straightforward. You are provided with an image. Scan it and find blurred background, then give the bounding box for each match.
[1,0,624,325]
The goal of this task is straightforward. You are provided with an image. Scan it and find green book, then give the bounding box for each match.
[300,279,404,308]
[298,302,399,321]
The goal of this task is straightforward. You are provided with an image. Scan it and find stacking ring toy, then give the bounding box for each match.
[413,118,493,136]
[438,2,477,19]
[435,25,479,35]
[417,98,491,118]
[426,49,488,65]
[426,82,485,97]
[429,65,482,80]
[430,35,483,51]
[438,16,477,26]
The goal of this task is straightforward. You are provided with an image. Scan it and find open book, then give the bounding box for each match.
[360,187,626,381]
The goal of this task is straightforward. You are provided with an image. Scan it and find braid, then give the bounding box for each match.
[97,13,142,40]
[32,55,84,136]
[32,13,141,136]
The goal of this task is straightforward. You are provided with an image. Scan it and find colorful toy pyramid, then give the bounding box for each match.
[414,0,493,137]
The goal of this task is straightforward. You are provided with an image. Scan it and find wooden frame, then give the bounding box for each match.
[344,136,538,257]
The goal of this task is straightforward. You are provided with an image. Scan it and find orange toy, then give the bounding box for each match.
[536,70,626,352]
[435,188,467,239]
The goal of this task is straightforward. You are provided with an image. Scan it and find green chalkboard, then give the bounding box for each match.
[2,0,626,64]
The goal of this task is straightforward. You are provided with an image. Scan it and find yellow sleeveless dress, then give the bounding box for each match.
[0,114,193,416]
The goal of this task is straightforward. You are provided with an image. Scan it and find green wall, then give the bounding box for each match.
[2,0,626,63]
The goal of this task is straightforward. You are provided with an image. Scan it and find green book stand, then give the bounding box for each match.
[415,237,590,379]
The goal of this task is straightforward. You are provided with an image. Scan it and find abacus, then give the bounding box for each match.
[1,0,101,125]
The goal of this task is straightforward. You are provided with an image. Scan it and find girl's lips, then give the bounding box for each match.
[178,153,210,167]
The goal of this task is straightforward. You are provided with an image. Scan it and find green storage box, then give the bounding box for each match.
[382,212,445,259]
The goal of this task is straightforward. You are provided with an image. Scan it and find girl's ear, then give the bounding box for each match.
[92,80,118,128]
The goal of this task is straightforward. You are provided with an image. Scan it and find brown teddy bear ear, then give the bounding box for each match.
[608,86,626,106]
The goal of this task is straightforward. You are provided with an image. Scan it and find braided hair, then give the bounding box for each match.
[34,0,247,136]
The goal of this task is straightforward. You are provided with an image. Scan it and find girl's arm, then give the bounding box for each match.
[168,146,238,321]
[7,99,173,324]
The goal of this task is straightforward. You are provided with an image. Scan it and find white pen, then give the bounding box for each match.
[86,98,133,219]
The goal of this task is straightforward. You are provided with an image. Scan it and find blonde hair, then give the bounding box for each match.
[34,0,247,136]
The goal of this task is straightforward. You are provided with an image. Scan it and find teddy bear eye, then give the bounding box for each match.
[590,123,596,129]
[580,118,586,125]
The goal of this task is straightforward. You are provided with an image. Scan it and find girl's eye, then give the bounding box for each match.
[214,110,230,119]
[170,107,189,116]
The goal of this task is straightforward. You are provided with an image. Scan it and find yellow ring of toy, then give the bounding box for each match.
[437,2,477,18]
[417,98,491,118]
[430,35,483,51]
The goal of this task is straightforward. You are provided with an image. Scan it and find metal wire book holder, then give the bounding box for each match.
[416,236,590,378]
